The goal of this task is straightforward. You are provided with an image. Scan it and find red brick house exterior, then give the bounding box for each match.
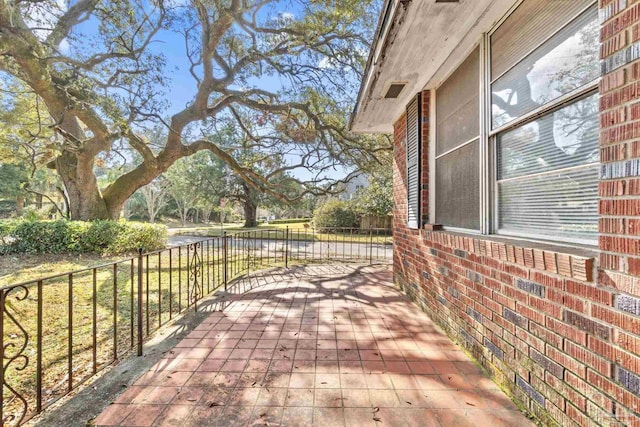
[352,0,640,425]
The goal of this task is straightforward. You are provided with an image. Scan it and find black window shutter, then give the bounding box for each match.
[406,93,421,229]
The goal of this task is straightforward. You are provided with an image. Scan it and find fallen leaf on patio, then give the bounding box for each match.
[187,398,197,401]
[321,382,327,384]
[373,417,382,422]
[466,402,475,406]
[372,407,380,413]
[208,402,220,407]
[252,381,257,386]
[405,401,412,405]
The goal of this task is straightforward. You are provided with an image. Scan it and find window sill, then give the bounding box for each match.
[420,225,597,282]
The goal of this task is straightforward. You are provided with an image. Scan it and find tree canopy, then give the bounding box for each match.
[0,0,389,220]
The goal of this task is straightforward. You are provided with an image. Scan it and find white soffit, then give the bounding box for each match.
[351,0,519,134]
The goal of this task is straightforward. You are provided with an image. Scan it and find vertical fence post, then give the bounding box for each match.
[223,232,228,292]
[285,226,289,268]
[247,233,251,274]
[0,289,4,423]
[68,274,73,393]
[192,242,200,313]
[137,249,144,356]
[36,280,43,414]
[369,229,374,264]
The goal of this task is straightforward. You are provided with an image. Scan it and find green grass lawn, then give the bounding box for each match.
[168,222,392,244]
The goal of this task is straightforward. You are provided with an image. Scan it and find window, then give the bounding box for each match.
[424,0,599,244]
[491,2,599,244]
[435,47,480,230]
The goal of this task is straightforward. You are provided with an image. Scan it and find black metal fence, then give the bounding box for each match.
[0,227,392,425]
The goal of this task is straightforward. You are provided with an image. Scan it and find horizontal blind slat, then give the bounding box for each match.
[491,0,595,79]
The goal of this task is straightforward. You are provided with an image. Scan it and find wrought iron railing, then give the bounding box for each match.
[0,227,392,425]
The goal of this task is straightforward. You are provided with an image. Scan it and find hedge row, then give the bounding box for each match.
[0,220,167,255]
[265,218,311,225]
[312,200,359,229]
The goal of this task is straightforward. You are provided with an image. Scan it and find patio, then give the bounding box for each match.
[92,264,533,426]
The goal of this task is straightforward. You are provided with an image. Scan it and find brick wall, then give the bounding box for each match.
[391,1,640,420]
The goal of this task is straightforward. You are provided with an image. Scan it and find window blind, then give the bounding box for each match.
[406,94,421,229]
[491,5,599,129]
[496,94,599,243]
[491,0,595,80]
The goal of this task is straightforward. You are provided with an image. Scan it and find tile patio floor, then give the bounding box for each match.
[93,264,534,427]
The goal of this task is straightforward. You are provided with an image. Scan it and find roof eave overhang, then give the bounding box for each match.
[350,0,519,134]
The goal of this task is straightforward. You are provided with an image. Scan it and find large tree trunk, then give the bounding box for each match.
[243,200,257,228]
[55,151,111,220]
[242,183,258,228]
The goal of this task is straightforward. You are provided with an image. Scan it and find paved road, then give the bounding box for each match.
[168,235,393,262]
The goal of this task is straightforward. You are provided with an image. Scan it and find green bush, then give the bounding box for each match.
[0,219,167,255]
[312,200,358,230]
[267,218,311,225]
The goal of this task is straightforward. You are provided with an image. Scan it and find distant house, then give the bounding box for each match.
[351,0,640,425]
[338,172,368,201]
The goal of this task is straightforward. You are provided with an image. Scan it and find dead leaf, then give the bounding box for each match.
[372,407,380,413]
[405,401,412,405]
[373,417,382,422]
[466,402,475,406]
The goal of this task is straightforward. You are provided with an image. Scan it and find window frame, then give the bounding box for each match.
[430,42,484,234]
[428,0,599,246]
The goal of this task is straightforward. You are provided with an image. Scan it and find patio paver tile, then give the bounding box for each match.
[93,264,535,426]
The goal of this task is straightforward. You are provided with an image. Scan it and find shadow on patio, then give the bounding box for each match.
[89,264,534,427]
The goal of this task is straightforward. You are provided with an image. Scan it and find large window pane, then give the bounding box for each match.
[491,0,594,80]
[436,140,479,230]
[497,96,599,243]
[497,94,599,180]
[491,6,598,129]
[436,47,479,156]
[498,166,599,242]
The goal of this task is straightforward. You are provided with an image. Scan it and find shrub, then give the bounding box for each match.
[0,219,167,255]
[312,200,358,230]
